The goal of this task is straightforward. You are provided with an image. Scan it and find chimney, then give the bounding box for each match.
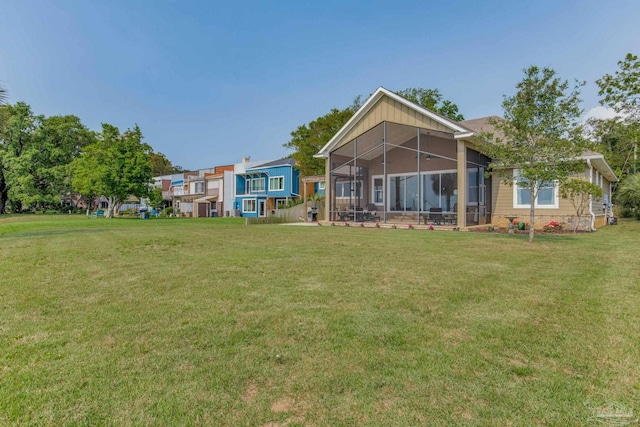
[242,156,251,163]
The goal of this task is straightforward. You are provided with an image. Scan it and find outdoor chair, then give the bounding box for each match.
[429,207,443,225]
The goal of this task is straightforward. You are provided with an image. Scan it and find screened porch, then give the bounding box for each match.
[328,121,492,227]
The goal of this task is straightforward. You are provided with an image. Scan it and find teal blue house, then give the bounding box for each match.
[234,158,300,217]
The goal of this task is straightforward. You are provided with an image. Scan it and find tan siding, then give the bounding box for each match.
[493,169,580,217]
[339,95,454,147]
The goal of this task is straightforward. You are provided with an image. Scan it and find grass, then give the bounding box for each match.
[1,215,639,426]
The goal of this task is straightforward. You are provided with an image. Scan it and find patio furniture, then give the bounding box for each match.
[423,207,443,225]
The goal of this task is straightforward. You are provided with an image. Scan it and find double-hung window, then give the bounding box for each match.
[269,176,284,191]
[243,199,256,212]
[335,181,362,199]
[250,177,265,192]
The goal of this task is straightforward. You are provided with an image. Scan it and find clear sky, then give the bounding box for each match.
[1,0,639,170]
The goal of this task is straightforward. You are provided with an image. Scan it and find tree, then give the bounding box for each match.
[72,124,152,218]
[477,66,588,242]
[147,187,165,211]
[597,53,640,119]
[587,118,639,179]
[594,53,640,179]
[7,114,95,210]
[285,106,357,177]
[559,178,603,232]
[149,151,183,176]
[615,173,640,219]
[0,102,38,214]
[395,88,464,121]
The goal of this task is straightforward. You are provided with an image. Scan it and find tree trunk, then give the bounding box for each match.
[529,181,536,243]
[106,197,114,218]
[0,169,8,215]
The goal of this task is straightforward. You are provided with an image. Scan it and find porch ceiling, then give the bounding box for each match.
[336,124,456,162]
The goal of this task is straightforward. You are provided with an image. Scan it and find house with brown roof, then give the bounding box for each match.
[315,87,616,230]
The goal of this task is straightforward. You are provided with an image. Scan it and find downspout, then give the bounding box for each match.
[587,159,596,231]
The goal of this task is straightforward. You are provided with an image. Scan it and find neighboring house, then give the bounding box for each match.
[234,157,300,217]
[193,171,229,218]
[315,86,617,230]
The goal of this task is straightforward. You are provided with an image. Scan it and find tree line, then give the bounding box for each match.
[0,99,182,216]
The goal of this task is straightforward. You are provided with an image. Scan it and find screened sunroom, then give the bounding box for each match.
[317,87,492,228]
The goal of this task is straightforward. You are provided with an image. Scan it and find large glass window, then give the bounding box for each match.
[390,175,419,211]
[422,172,458,211]
[467,168,485,205]
[514,171,558,208]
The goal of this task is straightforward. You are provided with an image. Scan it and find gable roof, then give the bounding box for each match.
[316,87,473,157]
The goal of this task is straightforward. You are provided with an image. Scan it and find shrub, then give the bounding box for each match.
[543,221,562,232]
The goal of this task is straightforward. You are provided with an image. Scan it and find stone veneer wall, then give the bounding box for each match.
[491,214,606,231]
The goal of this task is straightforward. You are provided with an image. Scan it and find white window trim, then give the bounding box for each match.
[269,176,285,191]
[372,175,384,206]
[250,177,266,193]
[318,181,326,190]
[512,170,559,209]
[275,198,287,209]
[385,170,458,211]
[335,180,363,199]
[242,198,257,213]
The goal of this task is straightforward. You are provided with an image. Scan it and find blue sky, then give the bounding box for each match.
[1,0,639,170]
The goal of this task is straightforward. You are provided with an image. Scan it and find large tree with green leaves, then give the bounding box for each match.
[7,114,95,210]
[285,88,464,177]
[285,106,358,177]
[148,151,183,176]
[395,88,464,121]
[0,103,95,213]
[478,66,588,242]
[0,102,38,213]
[71,124,152,217]
[592,53,640,179]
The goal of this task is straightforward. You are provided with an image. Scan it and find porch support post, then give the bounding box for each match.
[303,178,308,222]
[417,128,421,224]
[325,154,331,222]
[383,122,387,224]
[457,140,467,228]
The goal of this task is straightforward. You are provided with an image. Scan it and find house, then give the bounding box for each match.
[234,157,300,217]
[192,167,234,217]
[315,87,617,230]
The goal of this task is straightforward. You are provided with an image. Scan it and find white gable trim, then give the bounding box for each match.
[316,87,471,157]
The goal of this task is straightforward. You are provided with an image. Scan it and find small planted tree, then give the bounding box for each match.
[478,66,588,242]
[559,178,603,232]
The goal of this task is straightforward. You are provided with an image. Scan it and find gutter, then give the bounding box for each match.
[587,159,596,231]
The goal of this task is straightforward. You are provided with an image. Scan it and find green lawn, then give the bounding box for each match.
[1,216,638,426]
